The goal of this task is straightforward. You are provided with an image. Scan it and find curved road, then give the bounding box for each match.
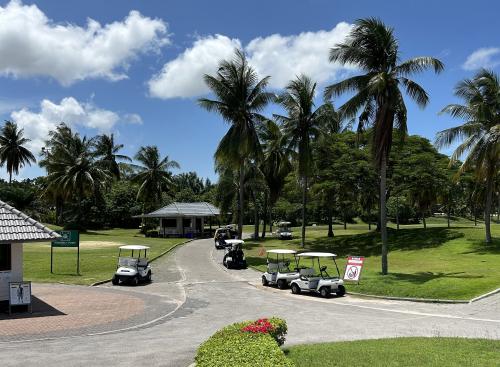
[1,238,499,366]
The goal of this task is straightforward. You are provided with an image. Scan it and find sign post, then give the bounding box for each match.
[343,256,365,284]
[51,230,80,275]
[9,281,32,315]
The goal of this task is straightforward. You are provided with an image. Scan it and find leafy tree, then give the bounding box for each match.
[436,69,500,243]
[0,121,36,183]
[276,74,332,246]
[325,18,443,274]
[131,146,179,211]
[199,49,273,239]
[94,134,131,180]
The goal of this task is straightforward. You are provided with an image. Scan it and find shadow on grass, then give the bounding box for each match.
[308,228,463,257]
[388,271,484,284]
[81,230,110,236]
[462,238,500,255]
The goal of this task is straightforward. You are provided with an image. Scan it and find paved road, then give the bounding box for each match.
[1,238,499,366]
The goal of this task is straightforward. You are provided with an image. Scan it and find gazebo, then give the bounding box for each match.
[139,202,220,238]
[0,200,60,302]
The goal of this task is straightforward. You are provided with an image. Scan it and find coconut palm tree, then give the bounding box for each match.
[199,49,274,238]
[324,18,443,274]
[0,121,36,183]
[276,74,332,247]
[436,69,500,243]
[131,146,180,209]
[259,119,294,236]
[94,134,131,180]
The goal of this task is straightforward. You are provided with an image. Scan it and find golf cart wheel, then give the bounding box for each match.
[336,285,346,297]
[320,287,331,298]
[146,271,152,283]
[277,279,287,290]
[291,283,301,295]
[131,276,139,286]
[112,276,119,286]
[262,276,269,286]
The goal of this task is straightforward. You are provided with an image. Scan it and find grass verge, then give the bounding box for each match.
[285,337,500,367]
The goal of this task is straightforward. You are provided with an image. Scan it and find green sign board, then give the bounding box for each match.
[51,230,79,247]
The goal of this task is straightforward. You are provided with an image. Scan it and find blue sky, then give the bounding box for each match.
[0,0,498,181]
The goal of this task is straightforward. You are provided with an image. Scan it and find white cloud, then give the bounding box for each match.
[124,113,143,124]
[148,23,354,99]
[0,0,169,85]
[149,35,241,98]
[10,97,141,153]
[463,47,500,71]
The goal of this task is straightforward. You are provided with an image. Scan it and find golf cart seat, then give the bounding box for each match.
[138,258,148,267]
[299,268,315,279]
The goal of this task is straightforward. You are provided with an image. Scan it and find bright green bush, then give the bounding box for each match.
[195,318,293,367]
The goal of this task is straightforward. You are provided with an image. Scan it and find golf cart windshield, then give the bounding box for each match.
[119,257,138,267]
[267,249,297,273]
[277,222,291,232]
[296,252,341,279]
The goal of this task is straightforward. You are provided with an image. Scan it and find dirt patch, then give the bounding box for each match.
[79,241,124,249]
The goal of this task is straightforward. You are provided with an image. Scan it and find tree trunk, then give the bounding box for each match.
[497,194,500,223]
[327,207,334,237]
[423,214,427,229]
[343,216,347,230]
[301,175,307,247]
[369,221,371,231]
[8,171,12,184]
[396,196,400,230]
[485,173,494,243]
[261,193,267,238]
[447,198,451,229]
[252,192,259,240]
[380,154,388,275]
[269,205,273,234]
[238,164,244,239]
[474,205,477,226]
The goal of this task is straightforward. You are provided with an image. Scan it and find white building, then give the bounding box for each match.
[0,200,60,302]
[139,202,220,238]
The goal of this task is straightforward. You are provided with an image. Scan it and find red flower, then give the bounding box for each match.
[241,319,275,334]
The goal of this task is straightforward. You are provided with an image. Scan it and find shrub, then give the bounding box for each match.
[195,318,293,367]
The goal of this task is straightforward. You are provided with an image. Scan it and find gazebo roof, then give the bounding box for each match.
[140,202,221,218]
[0,200,61,244]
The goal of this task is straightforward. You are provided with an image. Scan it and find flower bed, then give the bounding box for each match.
[195,317,293,367]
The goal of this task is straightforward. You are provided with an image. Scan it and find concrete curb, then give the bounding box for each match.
[90,239,193,287]
[469,288,500,303]
[346,291,470,304]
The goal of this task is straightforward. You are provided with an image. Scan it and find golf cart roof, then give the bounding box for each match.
[297,252,337,258]
[225,239,244,245]
[119,245,150,250]
[267,249,296,254]
[278,221,291,225]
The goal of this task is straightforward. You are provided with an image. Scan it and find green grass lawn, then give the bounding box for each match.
[24,228,184,285]
[285,338,500,367]
[245,217,500,300]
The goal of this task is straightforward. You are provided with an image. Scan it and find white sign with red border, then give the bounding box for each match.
[343,256,365,282]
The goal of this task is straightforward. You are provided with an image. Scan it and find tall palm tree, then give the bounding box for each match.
[131,146,180,209]
[276,74,332,247]
[199,49,274,238]
[0,121,36,183]
[324,18,443,274]
[259,119,294,236]
[436,69,500,243]
[94,134,131,180]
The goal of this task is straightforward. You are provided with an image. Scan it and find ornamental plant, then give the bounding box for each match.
[241,318,275,334]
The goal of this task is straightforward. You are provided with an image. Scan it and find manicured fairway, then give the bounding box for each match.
[23,228,184,285]
[285,338,500,367]
[245,217,500,300]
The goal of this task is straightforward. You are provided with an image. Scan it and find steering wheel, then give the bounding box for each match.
[320,266,327,272]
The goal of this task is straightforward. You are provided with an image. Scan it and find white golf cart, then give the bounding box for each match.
[223,239,247,269]
[276,221,293,240]
[214,225,237,249]
[112,245,152,286]
[290,252,345,298]
[261,249,300,289]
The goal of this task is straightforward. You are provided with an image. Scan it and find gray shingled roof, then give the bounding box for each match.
[141,202,220,218]
[0,200,61,243]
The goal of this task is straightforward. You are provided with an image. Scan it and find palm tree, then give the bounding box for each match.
[41,131,110,224]
[276,74,332,247]
[259,119,293,236]
[94,134,131,180]
[131,146,180,209]
[436,69,500,243]
[199,49,274,238]
[0,121,36,183]
[324,18,443,274]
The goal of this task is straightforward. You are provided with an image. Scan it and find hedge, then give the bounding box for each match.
[195,318,294,367]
